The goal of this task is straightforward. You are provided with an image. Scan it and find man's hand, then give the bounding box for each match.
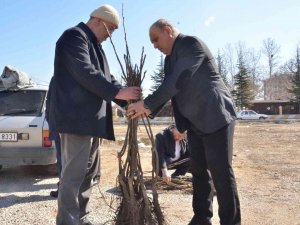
[161,168,171,184]
[115,87,141,101]
[127,100,151,119]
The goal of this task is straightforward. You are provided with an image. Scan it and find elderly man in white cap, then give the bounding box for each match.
[49,4,141,225]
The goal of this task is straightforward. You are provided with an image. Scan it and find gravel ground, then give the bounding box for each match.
[1,122,300,225]
[0,165,198,225]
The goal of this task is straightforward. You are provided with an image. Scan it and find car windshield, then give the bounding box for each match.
[0,90,46,116]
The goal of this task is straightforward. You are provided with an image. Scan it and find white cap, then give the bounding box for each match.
[90,4,120,28]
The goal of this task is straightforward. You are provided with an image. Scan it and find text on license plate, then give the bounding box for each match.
[0,132,18,142]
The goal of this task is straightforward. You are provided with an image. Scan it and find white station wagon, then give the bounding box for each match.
[237,110,269,120]
[0,85,56,170]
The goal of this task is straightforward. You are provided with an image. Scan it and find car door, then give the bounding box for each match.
[242,111,250,119]
[248,110,258,120]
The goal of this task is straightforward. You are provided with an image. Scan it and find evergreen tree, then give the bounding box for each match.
[289,46,300,113]
[150,55,165,93]
[231,55,254,110]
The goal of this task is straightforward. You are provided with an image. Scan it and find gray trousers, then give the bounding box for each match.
[56,133,100,225]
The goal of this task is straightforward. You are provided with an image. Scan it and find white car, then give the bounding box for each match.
[0,85,56,170]
[237,110,268,120]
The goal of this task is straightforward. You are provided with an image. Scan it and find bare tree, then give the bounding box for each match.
[223,43,236,88]
[279,57,296,75]
[288,45,300,113]
[216,50,229,88]
[234,42,263,98]
[262,38,280,78]
[246,48,263,98]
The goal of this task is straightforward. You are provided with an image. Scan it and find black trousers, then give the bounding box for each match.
[167,155,190,176]
[187,121,241,225]
[158,154,190,177]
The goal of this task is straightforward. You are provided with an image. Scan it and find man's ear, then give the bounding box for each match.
[163,26,173,36]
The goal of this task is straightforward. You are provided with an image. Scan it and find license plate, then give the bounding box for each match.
[0,132,18,142]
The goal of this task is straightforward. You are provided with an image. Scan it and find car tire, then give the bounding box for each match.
[259,117,265,120]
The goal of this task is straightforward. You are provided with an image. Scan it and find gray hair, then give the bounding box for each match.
[150,19,178,32]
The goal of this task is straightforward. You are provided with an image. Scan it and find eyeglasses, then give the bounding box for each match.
[102,21,116,35]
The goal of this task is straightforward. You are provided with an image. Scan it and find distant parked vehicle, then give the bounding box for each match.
[237,110,268,120]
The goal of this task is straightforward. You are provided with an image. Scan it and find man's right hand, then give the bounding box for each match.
[115,87,141,101]
[161,168,171,184]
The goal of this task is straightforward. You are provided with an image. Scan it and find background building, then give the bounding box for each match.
[264,74,293,101]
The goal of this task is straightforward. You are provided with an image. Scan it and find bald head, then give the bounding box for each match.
[150,19,178,34]
[149,19,179,55]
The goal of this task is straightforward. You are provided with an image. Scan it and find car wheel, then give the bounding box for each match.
[259,117,265,120]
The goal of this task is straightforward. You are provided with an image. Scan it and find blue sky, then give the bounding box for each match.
[0,0,299,94]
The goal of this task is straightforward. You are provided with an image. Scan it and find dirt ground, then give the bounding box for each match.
[98,121,300,225]
[1,121,299,225]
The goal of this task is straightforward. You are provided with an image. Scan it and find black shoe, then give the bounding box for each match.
[188,221,212,225]
[188,216,212,225]
[79,220,100,225]
[92,175,100,186]
[79,222,93,225]
[50,189,58,198]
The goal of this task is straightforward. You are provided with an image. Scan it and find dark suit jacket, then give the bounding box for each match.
[155,127,188,169]
[144,34,236,133]
[49,22,126,140]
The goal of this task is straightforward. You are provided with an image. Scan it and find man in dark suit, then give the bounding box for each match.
[49,5,141,225]
[128,19,241,225]
[156,124,190,183]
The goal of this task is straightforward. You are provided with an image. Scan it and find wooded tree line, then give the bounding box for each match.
[150,38,300,113]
